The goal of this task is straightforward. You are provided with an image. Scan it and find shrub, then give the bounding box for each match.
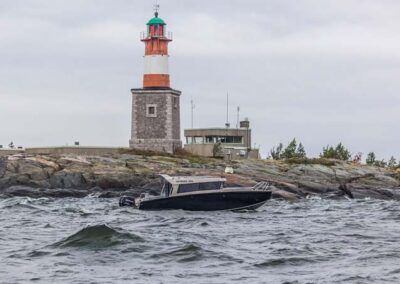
[296,143,307,159]
[212,142,223,158]
[320,143,351,161]
[366,152,376,165]
[270,139,307,160]
[374,160,387,168]
[388,156,397,169]
[270,143,283,160]
[353,152,362,164]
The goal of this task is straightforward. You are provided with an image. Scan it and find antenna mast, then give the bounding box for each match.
[154,0,160,17]
[236,106,240,128]
[225,93,230,128]
[191,97,195,128]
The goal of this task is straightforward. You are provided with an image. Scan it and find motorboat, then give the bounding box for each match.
[119,175,272,211]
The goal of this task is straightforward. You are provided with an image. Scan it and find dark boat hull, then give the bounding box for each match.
[138,190,272,211]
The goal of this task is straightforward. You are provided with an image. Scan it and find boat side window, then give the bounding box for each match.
[198,182,222,190]
[178,182,222,193]
[178,183,199,193]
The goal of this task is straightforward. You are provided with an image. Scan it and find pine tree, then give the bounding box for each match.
[296,143,307,158]
[388,156,397,169]
[281,139,297,159]
[320,145,336,159]
[320,143,351,161]
[335,143,351,161]
[366,152,376,165]
[270,143,283,160]
[374,159,387,168]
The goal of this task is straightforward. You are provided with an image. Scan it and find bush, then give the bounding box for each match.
[388,156,397,169]
[366,154,397,169]
[366,152,376,165]
[212,142,224,158]
[374,160,387,168]
[270,143,283,160]
[270,139,307,160]
[353,152,362,164]
[320,143,351,161]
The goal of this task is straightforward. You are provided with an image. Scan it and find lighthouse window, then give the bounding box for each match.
[146,104,157,117]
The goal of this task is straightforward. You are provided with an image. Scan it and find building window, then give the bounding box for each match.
[173,97,178,109]
[205,136,216,144]
[204,136,243,144]
[194,137,204,144]
[186,135,244,145]
[146,104,157,117]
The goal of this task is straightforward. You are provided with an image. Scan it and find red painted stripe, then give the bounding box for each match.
[143,74,170,88]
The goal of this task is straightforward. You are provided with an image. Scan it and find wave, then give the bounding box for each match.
[254,256,320,268]
[0,197,50,212]
[151,244,204,262]
[52,224,144,249]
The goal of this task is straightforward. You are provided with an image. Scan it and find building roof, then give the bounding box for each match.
[185,127,251,131]
[184,128,251,136]
[147,17,166,25]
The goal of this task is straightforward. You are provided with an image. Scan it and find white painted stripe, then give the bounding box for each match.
[144,55,169,75]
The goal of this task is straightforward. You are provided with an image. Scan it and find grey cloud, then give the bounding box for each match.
[0,0,399,159]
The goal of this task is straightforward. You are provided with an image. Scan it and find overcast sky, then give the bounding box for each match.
[0,0,399,159]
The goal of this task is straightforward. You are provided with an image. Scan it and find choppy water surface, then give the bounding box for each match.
[1,196,400,284]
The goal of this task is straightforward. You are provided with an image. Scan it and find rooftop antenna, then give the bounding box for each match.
[191,97,195,128]
[225,92,230,128]
[154,0,160,17]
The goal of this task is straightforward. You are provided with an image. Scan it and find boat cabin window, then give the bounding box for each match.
[161,182,173,197]
[177,182,223,193]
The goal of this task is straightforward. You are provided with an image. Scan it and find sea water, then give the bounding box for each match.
[1,196,400,283]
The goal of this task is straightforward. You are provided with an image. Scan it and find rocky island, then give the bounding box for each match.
[0,151,399,201]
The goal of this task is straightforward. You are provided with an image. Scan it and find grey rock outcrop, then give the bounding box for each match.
[0,153,399,200]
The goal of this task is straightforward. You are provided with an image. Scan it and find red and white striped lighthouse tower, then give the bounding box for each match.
[129,6,182,154]
[141,8,172,88]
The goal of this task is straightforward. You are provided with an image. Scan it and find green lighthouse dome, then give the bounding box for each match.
[147,16,166,26]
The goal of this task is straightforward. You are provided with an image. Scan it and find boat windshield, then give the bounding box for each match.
[161,182,173,197]
[177,182,223,194]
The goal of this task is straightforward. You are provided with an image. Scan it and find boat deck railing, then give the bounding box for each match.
[253,182,271,191]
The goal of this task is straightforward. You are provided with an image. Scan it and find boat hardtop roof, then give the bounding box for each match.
[160,174,226,185]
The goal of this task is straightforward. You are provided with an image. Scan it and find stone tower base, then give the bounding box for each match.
[129,138,182,154]
[129,88,182,154]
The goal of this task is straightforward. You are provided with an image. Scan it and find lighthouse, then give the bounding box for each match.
[129,7,182,153]
[142,9,171,88]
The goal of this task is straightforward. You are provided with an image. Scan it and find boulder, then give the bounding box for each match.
[49,171,87,189]
[16,160,49,180]
[296,181,337,194]
[0,157,7,177]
